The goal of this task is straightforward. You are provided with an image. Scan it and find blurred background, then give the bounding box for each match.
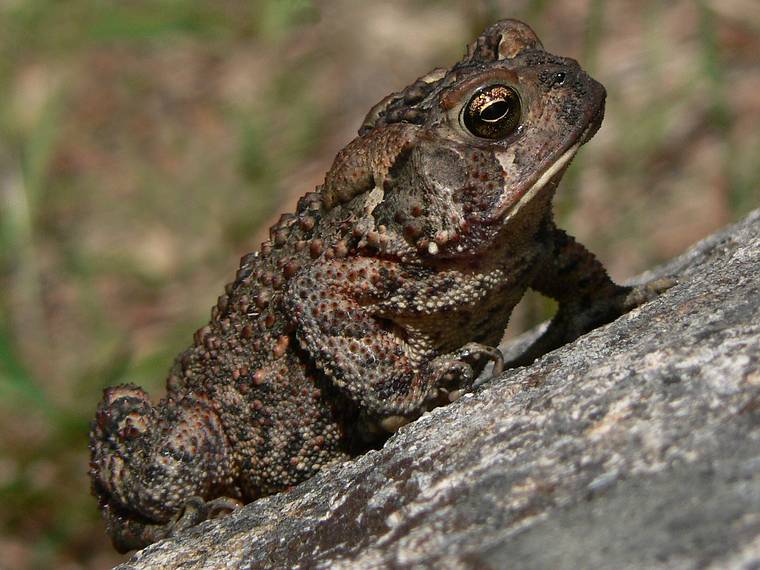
[0,0,758,567]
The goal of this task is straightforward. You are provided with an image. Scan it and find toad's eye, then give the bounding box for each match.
[462,85,521,140]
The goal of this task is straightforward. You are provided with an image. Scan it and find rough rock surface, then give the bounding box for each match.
[120,209,760,570]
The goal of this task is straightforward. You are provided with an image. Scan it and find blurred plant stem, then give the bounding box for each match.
[0,84,65,411]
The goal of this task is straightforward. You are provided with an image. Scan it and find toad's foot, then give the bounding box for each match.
[171,496,244,535]
[433,342,504,400]
[509,277,676,368]
[622,277,676,310]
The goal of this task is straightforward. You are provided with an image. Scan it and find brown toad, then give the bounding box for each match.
[89,19,669,553]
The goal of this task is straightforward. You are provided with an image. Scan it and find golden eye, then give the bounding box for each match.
[462,85,521,139]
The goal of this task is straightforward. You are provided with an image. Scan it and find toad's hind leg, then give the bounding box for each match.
[89,385,239,552]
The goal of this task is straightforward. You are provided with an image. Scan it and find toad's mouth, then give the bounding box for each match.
[495,93,605,222]
[497,141,580,223]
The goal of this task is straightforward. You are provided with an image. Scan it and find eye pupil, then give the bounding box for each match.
[479,100,510,122]
[462,85,521,139]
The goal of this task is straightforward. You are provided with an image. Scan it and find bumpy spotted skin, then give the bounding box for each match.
[89,19,669,553]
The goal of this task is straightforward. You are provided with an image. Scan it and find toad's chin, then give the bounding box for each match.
[498,141,580,222]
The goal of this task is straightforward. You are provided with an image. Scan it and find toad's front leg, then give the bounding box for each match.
[286,257,504,419]
[89,385,240,552]
[512,226,674,367]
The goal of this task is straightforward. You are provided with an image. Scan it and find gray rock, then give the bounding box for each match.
[120,209,760,570]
